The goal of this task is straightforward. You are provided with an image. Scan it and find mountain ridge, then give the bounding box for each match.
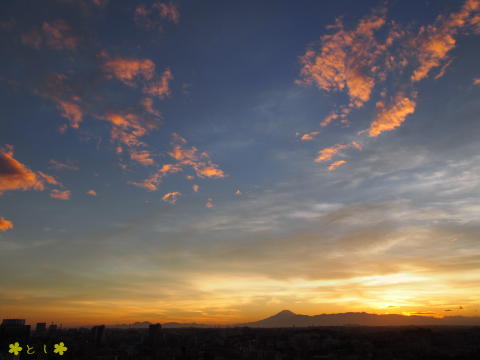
[107,310,480,328]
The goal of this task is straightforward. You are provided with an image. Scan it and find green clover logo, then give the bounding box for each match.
[8,342,23,355]
[53,342,68,355]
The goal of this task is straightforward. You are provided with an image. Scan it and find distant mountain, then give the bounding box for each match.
[109,321,211,329]
[240,310,480,327]
[107,310,480,329]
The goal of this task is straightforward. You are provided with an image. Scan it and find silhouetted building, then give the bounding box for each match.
[91,325,106,345]
[0,319,30,341]
[148,323,163,345]
[35,322,46,334]
[48,323,58,335]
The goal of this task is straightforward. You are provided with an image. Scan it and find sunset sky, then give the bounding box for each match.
[1,0,480,326]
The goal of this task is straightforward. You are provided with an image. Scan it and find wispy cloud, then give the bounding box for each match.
[131,133,225,192]
[315,142,362,163]
[167,133,225,179]
[140,97,161,116]
[56,100,83,129]
[0,145,44,193]
[205,197,213,208]
[42,20,78,50]
[37,171,60,186]
[129,149,155,166]
[144,68,173,98]
[49,159,79,171]
[102,113,157,166]
[103,57,155,87]
[156,2,180,24]
[297,8,387,109]
[296,0,480,167]
[130,163,182,191]
[411,0,479,82]
[134,2,180,30]
[162,191,181,204]
[22,20,78,50]
[328,160,347,171]
[0,217,13,232]
[297,131,320,141]
[50,189,71,200]
[369,94,417,137]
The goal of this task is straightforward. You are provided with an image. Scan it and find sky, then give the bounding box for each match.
[0,0,479,326]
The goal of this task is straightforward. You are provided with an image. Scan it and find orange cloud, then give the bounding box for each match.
[140,97,160,116]
[205,197,213,208]
[0,216,13,232]
[474,78,480,85]
[155,2,180,24]
[168,134,225,179]
[130,163,182,191]
[162,191,181,204]
[105,113,148,147]
[169,144,196,161]
[41,74,85,130]
[104,113,152,147]
[0,145,44,193]
[235,189,241,195]
[298,131,320,141]
[369,94,416,137]
[144,68,173,98]
[297,9,386,109]
[37,171,60,186]
[192,184,199,192]
[411,0,479,82]
[328,160,347,171]
[50,189,71,200]
[135,2,180,29]
[433,59,453,80]
[86,189,97,196]
[102,112,157,166]
[129,149,155,166]
[103,58,155,86]
[315,142,362,163]
[131,133,225,191]
[192,164,225,178]
[320,112,340,127]
[56,101,83,129]
[41,20,78,50]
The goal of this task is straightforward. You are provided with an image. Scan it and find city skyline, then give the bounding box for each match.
[1,0,480,326]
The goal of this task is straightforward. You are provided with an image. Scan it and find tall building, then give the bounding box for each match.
[48,323,58,335]
[36,322,46,334]
[0,319,30,341]
[91,325,106,346]
[148,323,163,346]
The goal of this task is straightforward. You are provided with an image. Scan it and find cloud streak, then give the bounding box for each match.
[369,94,416,137]
[315,142,362,163]
[50,189,71,200]
[134,2,180,30]
[22,20,78,50]
[162,191,181,204]
[0,145,44,193]
[328,160,347,171]
[297,0,480,166]
[0,217,13,232]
